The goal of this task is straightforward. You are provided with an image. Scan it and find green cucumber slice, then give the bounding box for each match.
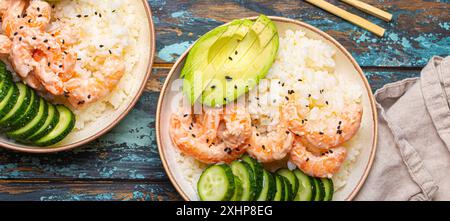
[241,155,264,198]
[230,160,256,201]
[313,177,324,201]
[0,83,18,119]
[8,89,39,131]
[34,105,75,146]
[272,174,285,201]
[321,178,334,201]
[198,164,235,201]
[230,176,243,201]
[256,169,276,201]
[293,169,315,201]
[0,83,31,128]
[27,103,59,142]
[277,168,299,200]
[0,77,12,101]
[282,176,293,201]
[7,98,48,140]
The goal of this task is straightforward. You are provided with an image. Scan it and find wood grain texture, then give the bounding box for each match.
[151,0,450,66]
[0,181,182,201]
[0,0,447,201]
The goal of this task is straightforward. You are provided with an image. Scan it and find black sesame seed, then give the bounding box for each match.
[225,76,232,80]
[87,94,91,99]
[191,134,196,138]
[306,158,309,162]
[339,121,342,125]
[59,65,63,68]
[286,131,290,134]
[37,7,40,12]
[326,101,329,105]
[228,56,233,61]
[99,45,104,48]
[337,130,342,134]
[234,85,237,89]
[19,26,24,29]
[235,51,238,55]
[77,58,81,61]
[77,14,82,18]
[256,133,259,136]
[38,14,43,17]
[108,50,112,54]
[47,62,51,67]
[13,32,18,36]
[32,36,36,40]
[210,85,216,89]
[84,15,89,17]
[19,37,22,41]
[77,100,85,105]
[329,149,333,154]
[183,114,188,117]
[206,139,209,143]
[43,39,48,43]
[319,132,324,135]
[261,145,265,150]
[285,96,289,101]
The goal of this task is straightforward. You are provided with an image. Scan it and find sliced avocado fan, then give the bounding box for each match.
[182,15,279,107]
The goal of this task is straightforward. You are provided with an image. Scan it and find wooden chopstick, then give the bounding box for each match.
[305,0,385,37]
[340,0,392,22]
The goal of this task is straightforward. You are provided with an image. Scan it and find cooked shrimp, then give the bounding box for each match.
[64,55,125,108]
[284,102,362,150]
[246,116,295,163]
[0,35,12,54]
[217,105,252,150]
[290,138,347,178]
[1,0,26,37]
[23,0,52,30]
[170,107,250,164]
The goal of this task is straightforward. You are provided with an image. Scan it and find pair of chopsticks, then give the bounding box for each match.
[305,0,392,37]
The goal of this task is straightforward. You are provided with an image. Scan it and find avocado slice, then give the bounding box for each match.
[201,15,279,106]
[182,15,279,107]
[182,19,253,103]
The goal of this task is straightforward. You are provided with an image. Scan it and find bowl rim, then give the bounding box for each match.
[0,0,156,154]
[156,16,378,201]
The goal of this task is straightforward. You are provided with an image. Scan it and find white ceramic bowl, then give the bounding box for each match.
[157,16,378,201]
[0,0,156,153]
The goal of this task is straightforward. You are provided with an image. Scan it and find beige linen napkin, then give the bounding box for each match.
[355,56,450,201]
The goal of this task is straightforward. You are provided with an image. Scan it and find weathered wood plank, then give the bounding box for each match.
[150,0,450,66]
[0,181,182,201]
[0,69,419,180]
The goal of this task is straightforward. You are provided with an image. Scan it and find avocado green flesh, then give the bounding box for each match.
[201,16,279,106]
[182,15,279,107]
[182,19,253,104]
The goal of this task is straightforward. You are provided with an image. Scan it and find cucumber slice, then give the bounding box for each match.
[198,164,235,201]
[293,169,315,201]
[272,174,285,201]
[230,160,256,201]
[312,177,324,201]
[34,105,75,146]
[0,83,31,128]
[276,168,299,200]
[281,176,293,201]
[241,155,263,198]
[0,62,12,80]
[0,77,12,101]
[0,83,18,119]
[230,176,243,201]
[27,104,59,142]
[8,89,39,131]
[321,178,334,201]
[256,169,276,201]
[7,98,48,140]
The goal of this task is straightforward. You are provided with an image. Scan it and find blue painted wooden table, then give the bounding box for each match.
[0,0,448,201]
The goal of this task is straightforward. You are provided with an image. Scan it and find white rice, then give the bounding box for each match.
[51,0,142,129]
[176,29,363,191]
